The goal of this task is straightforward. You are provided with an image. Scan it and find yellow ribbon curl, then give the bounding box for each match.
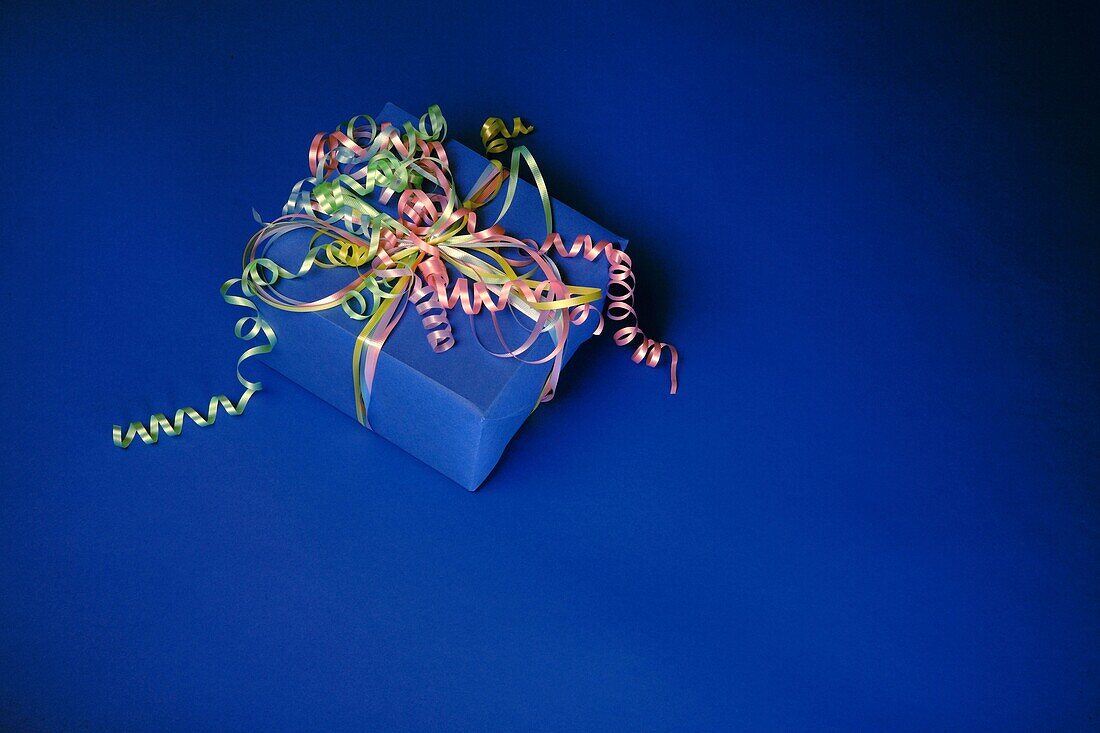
[480,116,535,154]
[112,277,276,447]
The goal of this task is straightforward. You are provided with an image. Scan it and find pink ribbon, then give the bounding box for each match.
[248,121,677,428]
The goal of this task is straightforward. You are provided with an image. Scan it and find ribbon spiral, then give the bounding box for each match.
[481,116,535,153]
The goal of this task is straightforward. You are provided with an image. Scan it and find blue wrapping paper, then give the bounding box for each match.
[256,104,627,489]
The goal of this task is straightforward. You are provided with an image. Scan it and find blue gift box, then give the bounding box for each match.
[256,103,627,490]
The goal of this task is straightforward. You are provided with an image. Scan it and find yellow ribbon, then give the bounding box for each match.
[480,116,535,154]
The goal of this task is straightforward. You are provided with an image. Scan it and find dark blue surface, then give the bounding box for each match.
[2,2,1097,729]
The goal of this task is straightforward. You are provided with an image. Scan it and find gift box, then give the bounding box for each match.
[254,103,627,490]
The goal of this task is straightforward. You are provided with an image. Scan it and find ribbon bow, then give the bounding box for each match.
[113,106,676,447]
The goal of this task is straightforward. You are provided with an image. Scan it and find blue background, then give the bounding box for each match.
[1,1,1097,729]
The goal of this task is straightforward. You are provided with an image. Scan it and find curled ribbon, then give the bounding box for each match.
[114,106,676,447]
[112,278,276,447]
[481,116,535,154]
